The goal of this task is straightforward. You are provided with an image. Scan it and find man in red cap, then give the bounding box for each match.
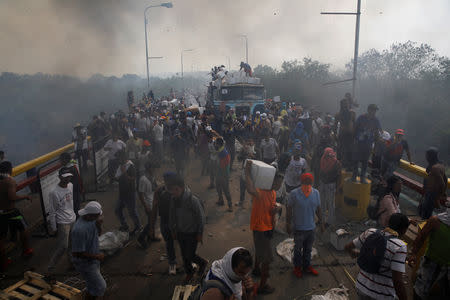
[286,173,324,278]
[381,129,412,178]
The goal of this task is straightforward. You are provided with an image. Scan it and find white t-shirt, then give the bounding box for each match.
[138,175,154,207]
[104,139,126,160]
[353,228,407,299]
[153,124,164,141]
[48,183,76,231]
[285,158,307,187]
[260,138,278,160]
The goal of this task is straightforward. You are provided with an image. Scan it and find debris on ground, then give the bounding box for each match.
[310,285,349,300]
[99,230,130,255]
[276,238,317,263]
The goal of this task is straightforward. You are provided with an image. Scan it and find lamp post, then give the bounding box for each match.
[181,49,194,78]
[144,2,173,89]
[239,34,248,64]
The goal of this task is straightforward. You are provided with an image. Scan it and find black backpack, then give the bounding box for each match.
[357,230,392,274]
[188,279,232,300]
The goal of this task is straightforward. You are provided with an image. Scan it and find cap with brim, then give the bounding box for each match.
[395,129,404,135]
[60,172,73,178]
[74,123,81,128]
[59,167,73,177]
[78,201,103,216]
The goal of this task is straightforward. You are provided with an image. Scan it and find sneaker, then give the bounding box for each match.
[22,248,33,258]
[293,266,303,278]
[305,265,319,276]
[168,264,177,275]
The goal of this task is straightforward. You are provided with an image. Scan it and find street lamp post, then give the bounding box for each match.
[181,49,194,78]
[144,2,173,89]
[239,35,248,64]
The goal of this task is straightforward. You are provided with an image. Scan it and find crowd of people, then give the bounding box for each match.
[0,90,448,300]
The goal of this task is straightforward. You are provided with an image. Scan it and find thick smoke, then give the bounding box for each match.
[1,0,449,76]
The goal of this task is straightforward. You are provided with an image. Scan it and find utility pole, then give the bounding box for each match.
[321,0,361,98]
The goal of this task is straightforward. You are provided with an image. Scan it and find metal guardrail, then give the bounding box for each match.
[398,159,450,190]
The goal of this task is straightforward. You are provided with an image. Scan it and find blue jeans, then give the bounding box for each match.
[293,230,315,268]
[160,220,176,265]
[74,261,106,297]
[115,194,141,230]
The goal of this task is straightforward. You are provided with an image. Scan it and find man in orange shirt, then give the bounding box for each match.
[245,160,283,295]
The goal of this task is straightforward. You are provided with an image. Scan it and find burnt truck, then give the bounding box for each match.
[207,69,265,116]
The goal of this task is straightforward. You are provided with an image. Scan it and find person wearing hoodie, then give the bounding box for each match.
[201,247,256,300]
[167,174,207,283]
[289,122,309,154]
[419,147,448,219]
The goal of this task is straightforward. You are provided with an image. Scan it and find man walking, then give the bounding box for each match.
[352,104,381,183]
[245,160,283,294]
[286,173,324,278]
[71,201,106,300]
[47,168,76,272]
[151,172,178,275]
[115,151,141,235]
[167,175,207,283]
[214,138,232,211]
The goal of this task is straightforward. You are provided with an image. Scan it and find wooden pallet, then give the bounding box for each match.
[0,271,82,300]
[172,285,199,300]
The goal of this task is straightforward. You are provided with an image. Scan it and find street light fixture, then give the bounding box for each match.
[144,2,173,89]
[181,49,194,78]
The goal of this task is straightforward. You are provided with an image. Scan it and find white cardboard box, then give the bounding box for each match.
[247,159,276,190]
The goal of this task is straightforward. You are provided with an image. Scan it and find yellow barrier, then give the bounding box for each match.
[399,159,450,189]
[12,143,75,177]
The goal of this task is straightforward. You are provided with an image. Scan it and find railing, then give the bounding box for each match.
[396,159,450,195]
[11,136,111,236]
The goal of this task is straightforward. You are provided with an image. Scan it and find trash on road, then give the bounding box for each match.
[311,285,349,300]
[276,238,317,263]
[99,230,130,255]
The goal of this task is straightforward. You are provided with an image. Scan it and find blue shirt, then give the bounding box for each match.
[71,217,99,264]
[354,114,381,145]
[287,188,320,231]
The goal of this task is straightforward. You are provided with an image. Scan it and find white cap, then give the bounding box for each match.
[78,201,103,216]
[261,113,267,118]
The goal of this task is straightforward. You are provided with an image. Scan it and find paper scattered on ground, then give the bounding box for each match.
[276,238,317,263]
[311,285,349,300]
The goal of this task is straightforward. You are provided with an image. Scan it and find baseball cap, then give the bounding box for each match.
[59,167,73,178]
[74,123,81,128]
[381,131,391,141]
[78,201,103,216]
[395,129,405,135]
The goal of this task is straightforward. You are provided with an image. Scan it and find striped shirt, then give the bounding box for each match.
[353,228,407,299]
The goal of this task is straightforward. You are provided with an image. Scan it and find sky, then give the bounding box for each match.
[0,0,449,77]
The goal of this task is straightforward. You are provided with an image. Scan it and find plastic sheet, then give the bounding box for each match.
[276,238,317,263]
[311,285,349,300]
[99,230,130,255]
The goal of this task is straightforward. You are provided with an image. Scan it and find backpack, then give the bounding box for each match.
[188,279,232,300]
[357,230,392,274]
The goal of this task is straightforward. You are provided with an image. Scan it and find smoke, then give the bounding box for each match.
[0,0,449,77]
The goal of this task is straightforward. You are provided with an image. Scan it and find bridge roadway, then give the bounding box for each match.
[2,156,419,299]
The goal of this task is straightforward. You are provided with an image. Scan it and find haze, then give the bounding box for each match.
[1,0,449,77]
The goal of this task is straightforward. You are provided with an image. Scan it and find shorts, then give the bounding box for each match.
[0,209,28,239]
[74,261,107,297]
[414,256,450,299]
[253,230,273,264]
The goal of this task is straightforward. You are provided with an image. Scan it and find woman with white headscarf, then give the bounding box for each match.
[201,247,255,300]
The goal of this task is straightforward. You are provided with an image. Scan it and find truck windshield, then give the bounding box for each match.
[220,86,264,101]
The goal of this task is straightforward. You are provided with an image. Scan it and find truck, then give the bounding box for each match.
[207,70,265,116]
